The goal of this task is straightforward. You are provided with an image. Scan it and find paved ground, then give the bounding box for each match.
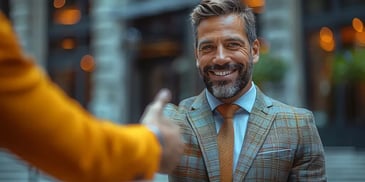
[1,147,365,181]
[325,147,365,182]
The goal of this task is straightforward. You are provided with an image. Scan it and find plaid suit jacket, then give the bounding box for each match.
[164,88,326,182]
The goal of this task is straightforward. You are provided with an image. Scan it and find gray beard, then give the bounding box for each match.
[210,80,241,99]
[200,61,253,100]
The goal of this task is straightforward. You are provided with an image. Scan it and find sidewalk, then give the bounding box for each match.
[325,146,365,182]
[1,147,365,181]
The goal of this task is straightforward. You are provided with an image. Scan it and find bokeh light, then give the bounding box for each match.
[242,0,265,13]
[319,27,335,52]
[53,0,66,9]
[352,17,364,33]
[80,54,96,72]
[54,8,81,25]
[61,38,76,50]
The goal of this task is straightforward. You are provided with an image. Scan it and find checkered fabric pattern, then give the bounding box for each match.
[163,88,327,182]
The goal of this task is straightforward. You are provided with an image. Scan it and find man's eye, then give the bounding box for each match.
[199,45,215,52]
[227,42,241,49]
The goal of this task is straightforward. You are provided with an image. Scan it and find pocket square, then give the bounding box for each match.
[257,148,292,155]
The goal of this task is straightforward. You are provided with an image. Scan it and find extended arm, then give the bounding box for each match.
[0,12,183,182]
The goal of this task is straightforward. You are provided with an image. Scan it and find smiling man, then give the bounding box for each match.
[196,13,259,104]
[163,0,327,181]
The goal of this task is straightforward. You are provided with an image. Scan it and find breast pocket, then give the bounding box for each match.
[257,148,293,160]
[250,147,294,180]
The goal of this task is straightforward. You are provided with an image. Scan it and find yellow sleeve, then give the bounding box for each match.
[0,12,161,182]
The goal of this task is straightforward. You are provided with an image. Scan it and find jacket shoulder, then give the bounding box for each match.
[265,97,315,127]
[163,96,197,118]
[271,98,312,115]
[256,87,312,118]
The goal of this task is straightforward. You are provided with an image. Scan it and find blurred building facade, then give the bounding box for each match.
[302,0,365,147]
[1,0,365,181]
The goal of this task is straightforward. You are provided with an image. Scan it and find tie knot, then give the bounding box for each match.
[217,104,240,119]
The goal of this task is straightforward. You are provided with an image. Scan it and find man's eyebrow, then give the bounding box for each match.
[225,37,246,45]
[197,36,246,47]
[197,39,213,47]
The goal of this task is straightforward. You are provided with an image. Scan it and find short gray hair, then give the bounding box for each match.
[190,0,257,47]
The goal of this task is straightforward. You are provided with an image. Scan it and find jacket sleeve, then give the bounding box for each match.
[0,12,161,182]
[289,111,327,182]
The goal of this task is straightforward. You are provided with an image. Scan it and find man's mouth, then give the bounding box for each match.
[210,70,235,76]
[203,63,242,80]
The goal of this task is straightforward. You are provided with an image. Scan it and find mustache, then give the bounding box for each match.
[203,63,243,73]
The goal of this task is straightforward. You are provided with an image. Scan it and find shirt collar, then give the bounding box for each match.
[205,82,257,113]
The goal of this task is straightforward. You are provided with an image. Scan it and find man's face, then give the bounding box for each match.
[195,14,259,102]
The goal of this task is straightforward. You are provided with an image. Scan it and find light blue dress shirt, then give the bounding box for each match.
[205,83,256,171]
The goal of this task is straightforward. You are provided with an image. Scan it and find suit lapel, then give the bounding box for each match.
[186,91,221,181]
[234,88,276,181]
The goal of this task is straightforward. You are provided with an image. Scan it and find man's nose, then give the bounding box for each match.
[218,45,226,59]
[213,45,228,64]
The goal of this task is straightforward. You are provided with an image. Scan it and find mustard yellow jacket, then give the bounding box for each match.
[0,12,161,181]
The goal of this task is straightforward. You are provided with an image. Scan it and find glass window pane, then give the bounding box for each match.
[303,0,331,15]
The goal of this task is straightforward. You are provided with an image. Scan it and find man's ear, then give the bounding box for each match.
[251,39,260,64]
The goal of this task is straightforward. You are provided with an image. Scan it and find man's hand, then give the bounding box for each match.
[140,89,184,174]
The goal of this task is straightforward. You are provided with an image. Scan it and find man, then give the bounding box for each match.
[0,12,184,181]
[164,0,327,181]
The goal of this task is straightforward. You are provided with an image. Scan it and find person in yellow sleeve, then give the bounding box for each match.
[0,12,184,182]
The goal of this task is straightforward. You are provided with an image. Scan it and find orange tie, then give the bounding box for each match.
[217,104,240,182]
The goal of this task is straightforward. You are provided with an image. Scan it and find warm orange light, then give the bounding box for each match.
[242,0,265,13]
[54,8,81,25]
[355,31,365,47]
[53,0,66,9]
[352,17,364,33]
[319,27,335,52]
[80,55,95,72]
[61,38,76,50]
[320,27,333,43]
[243,0,265,7]
[341,26,356,44]
[319,39,335,52]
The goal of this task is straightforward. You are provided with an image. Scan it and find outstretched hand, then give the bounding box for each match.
[140,89,172,125]
[140,89,184,174]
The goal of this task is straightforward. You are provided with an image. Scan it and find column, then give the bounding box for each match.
[89,0,129,123]
[260,0,305,106]
[10,0,47,67]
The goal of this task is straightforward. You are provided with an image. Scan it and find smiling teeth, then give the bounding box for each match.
[213,71,232,76]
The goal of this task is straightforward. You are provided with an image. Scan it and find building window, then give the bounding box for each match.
[340,0,365,9]
[302,0,365,147]
[47,0,92,107]
[303,0,331,15]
